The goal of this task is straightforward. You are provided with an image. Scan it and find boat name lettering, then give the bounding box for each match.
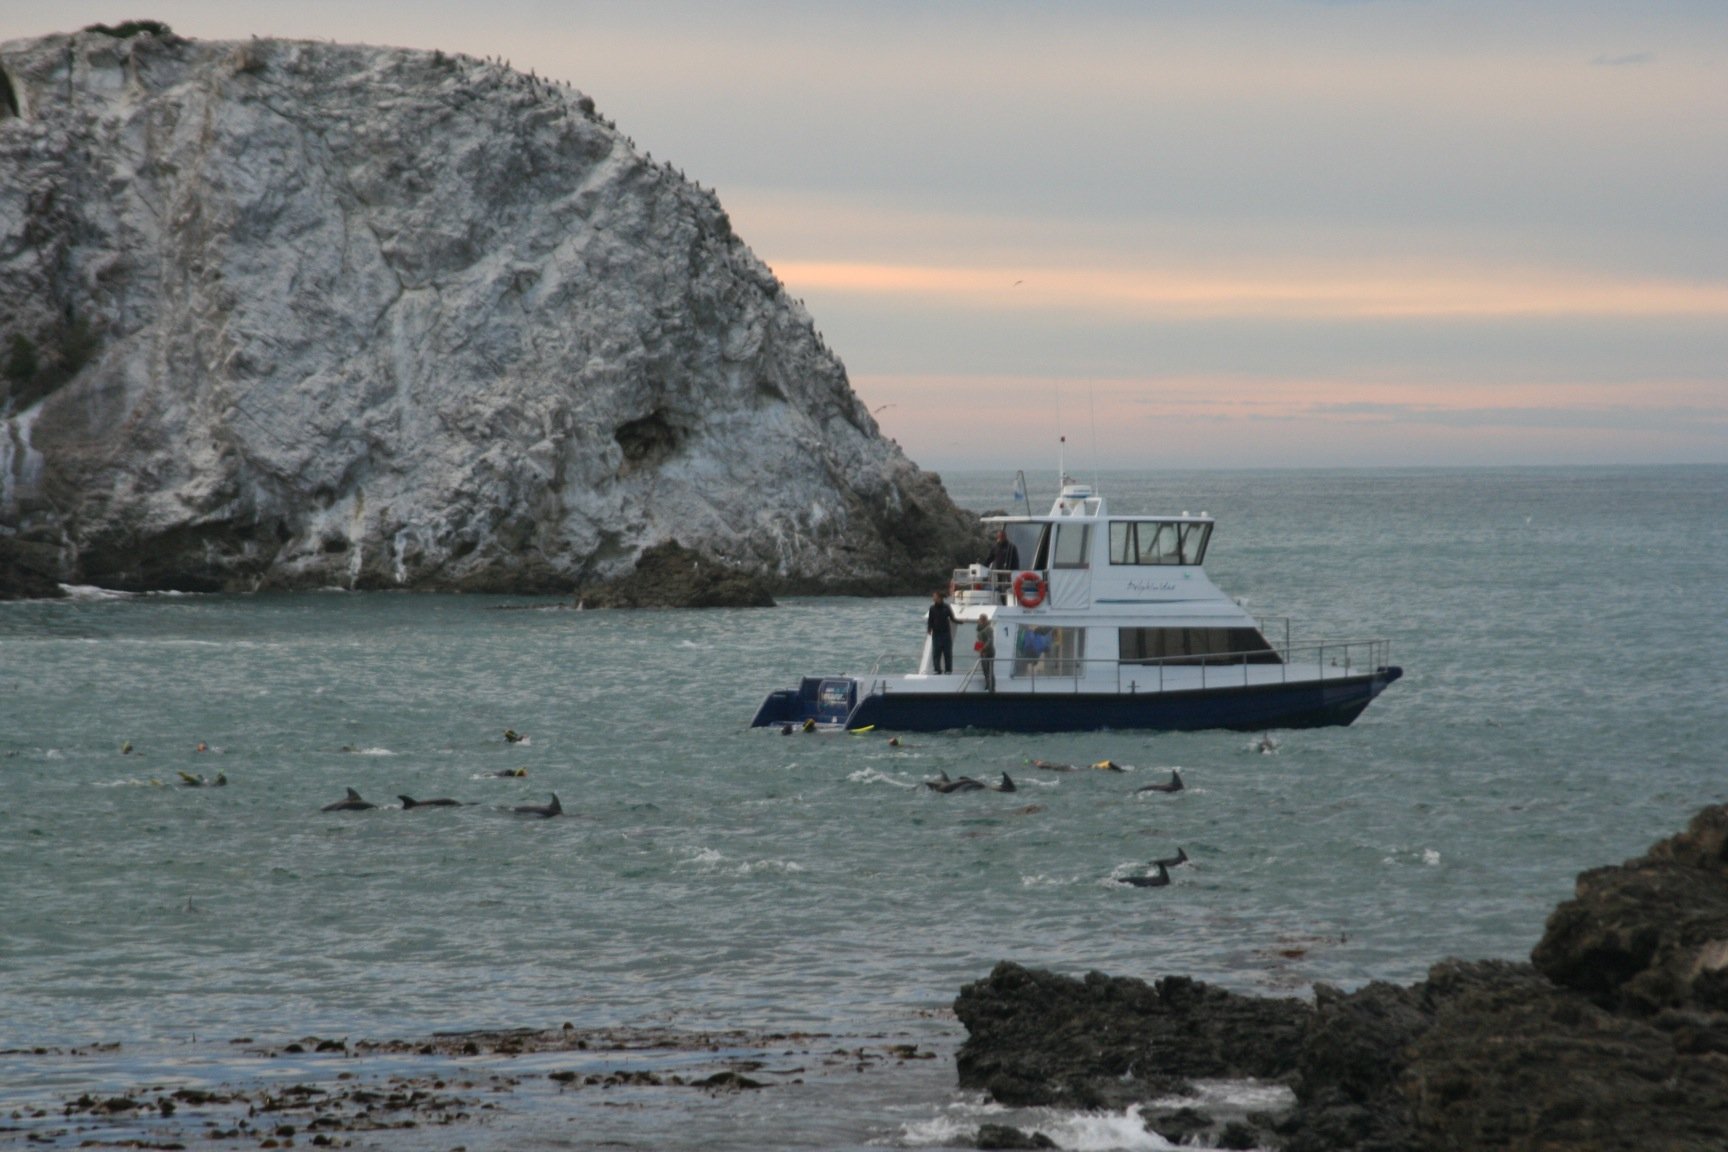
[1126,579,1177,592]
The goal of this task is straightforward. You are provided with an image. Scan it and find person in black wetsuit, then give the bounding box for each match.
[927,590,958,674]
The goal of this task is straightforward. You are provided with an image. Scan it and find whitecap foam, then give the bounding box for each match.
[847,767,917,788]
[1149,1078,1297,1116]
[894,1112,987,1147]
[898,1103,1182,1151]
[738,858,805,875]
[56,584,137,601]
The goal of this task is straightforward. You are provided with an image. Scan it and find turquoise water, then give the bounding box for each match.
[2,466,1725,1150]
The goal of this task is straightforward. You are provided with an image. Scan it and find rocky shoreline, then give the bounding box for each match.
[2,1026,945,1149]
[954,803,1728,1151]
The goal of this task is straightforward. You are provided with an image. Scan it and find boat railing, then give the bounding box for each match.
[949,565,1017,607]
[1113,637,1392,694]
[861,637,1392,697]
[868,653,923,675]
[1255,616,1294,660]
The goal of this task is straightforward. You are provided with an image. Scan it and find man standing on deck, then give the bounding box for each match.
[986,529,1020,572]
[927,590,958,674]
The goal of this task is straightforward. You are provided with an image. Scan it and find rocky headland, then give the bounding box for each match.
[0,23,977,600]
[955,803,1728,1151]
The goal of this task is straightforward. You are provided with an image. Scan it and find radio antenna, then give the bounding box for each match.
[1055,382,1066,486]
[1089,380,1101,494]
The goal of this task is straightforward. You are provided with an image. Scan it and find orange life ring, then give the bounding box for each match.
[1012,571,1046,609]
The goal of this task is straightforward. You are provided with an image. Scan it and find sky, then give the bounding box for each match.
[4,2,1725,470]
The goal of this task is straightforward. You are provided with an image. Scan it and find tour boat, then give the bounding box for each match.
[750,481,1402,734]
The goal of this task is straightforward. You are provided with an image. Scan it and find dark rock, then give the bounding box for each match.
[576,540,775,608]
[1146,1106,1213,1145]
[1216,1120,1262,1150]
[959,803,1728,1152]
[688,1071,765,1091]
[954,961,1308,1109]
[975,1123,1055,1149]
[1533,804,1728,1014]
[0,533,64,599]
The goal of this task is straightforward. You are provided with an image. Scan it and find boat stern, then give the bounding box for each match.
[749,677,860,728]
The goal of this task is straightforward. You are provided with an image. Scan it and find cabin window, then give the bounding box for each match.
[1005,523,1045,571]
[1051,524,1090,569]
[1118,627,1280,665]
[1179,523,1211,564]
[1107,521,1198,565]
[1012,625,1085,678]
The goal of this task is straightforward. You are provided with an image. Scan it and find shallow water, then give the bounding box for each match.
[2,465,1725,1149]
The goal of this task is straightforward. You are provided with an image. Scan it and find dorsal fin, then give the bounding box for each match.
[345,787,363,800]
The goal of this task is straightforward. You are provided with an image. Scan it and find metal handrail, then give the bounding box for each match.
[861,637,1392,697]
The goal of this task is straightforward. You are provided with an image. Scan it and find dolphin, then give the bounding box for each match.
[1136,768,1184,794]
[925,771,985,794]
[1152,847,1189,869]
[399,794,463,809]
[322,787,375,812]
[1117,862,1172,888]
[984,772,1018,793]
[512,792,563,818]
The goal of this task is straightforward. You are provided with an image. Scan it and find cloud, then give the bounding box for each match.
[1590,52,1655,66]
[854,372,1728,467]
[770,259,1728,322]
[1303,401,1725,431]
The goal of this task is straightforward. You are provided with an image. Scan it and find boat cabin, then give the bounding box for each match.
[937,483,1278,680]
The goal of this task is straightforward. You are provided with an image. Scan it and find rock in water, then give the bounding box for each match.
[955,803,1728,1152]
[0,26,976,599]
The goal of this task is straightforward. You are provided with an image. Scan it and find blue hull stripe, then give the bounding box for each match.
[752,668,1402,734]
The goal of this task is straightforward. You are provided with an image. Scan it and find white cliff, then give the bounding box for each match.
[0,24,975,597]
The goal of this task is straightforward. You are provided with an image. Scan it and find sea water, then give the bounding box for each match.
[2,466,1725,1150]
